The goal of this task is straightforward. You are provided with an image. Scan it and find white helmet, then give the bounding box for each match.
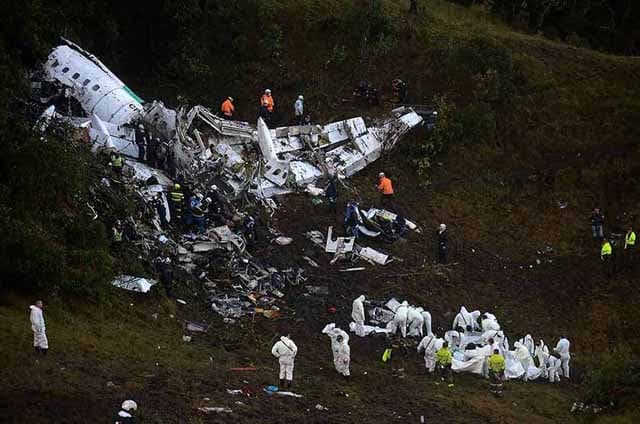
[265,89,271,94]
[439,223,446,231]
[121,400,138,412]
[298,95,304,100]
[378,172,385,178]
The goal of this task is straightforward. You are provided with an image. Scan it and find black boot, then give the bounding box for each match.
[279,379,285,388]
[286,380,292,389]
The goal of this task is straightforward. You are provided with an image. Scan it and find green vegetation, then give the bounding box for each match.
[1,0,640,421]
[452,0,640,55]
[586,355,640,408]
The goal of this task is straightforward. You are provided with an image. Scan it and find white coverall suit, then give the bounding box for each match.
[452,306,480,332]
[417,335,443,372]
[322,324,350,376]
[481,312,501,332]
[388,301,409,338]
[30,305,48,350]
[553,338,571,379]
[407,307,425,337]
[351,295,366,337]
[535,340,550,379]
[421,310,433,336]
[547,355,561,383]
[272,336,298,382]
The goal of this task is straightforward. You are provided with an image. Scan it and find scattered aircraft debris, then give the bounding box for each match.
[34,39,424,202]
[31,39,428,324]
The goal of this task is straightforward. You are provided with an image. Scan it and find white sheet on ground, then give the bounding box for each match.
[349,321,392,336]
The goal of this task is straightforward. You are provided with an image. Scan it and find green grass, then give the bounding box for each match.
[2,0,640,421]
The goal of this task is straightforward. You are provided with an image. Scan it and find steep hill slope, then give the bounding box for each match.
[1,1,640,422]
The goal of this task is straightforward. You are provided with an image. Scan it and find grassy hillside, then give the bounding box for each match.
[1,0,640,422]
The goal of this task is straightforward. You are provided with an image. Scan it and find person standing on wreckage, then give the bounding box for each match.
[272,334,298,389]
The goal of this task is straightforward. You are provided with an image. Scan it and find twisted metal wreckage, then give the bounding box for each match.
[32,39,430,319]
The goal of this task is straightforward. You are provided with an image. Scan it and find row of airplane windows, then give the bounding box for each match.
[50,59,101,92]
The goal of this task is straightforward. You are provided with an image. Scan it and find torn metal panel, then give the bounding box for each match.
[264,159,290,186]
[212,225,246,251]
[385,298,401,312]
[127,160,173,187]
[356,225,380,238]
[112,275,157,293]
[192,242,220,252]
[325,226,355,253]
[257,117,277,161]
[364,208,419,232]
[142,100,177,139]
[357,246,392,265]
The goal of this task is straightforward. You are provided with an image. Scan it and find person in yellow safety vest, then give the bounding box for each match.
[170,184,184,222]
[112,220,124,243]
[436,341,453,386]
[488,349,505,397]
[220,97,235,119]
[110,152,123,176]
[625,226,636,268]
[601,238,613,277]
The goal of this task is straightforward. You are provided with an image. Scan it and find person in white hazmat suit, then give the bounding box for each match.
[522,334,535,356]
[417,334,444,372]
[547,355,562,383]
[514,341,542,381]
[387,301,409,338]
[444,330,462,351]
[351,295,366,337]
[407,306,425,337]
[421,309,433,337]
[322,324,351,378]
[481,312,501,332]
[553,337,571,379]
[535,339,550,379]
[30,300,48,355]
[272,335,298,389]
[452,306,480,332]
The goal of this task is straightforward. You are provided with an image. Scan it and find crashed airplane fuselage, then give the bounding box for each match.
[43,39,144,127]
[36,39,425,198]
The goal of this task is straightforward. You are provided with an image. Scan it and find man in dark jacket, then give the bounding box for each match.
[326,177,338,213]
[591,208,604,239]
[437,223,448,264]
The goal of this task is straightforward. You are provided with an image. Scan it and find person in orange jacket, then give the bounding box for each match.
[376,172,394,209]
[260,89,275,126]
[220,96,235,119]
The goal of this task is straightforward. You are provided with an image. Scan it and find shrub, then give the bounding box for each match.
[415,96,496,182]
[448,36,517,103]
[585,355,640,408]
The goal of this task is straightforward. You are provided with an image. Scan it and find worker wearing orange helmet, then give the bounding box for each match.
[260,89,275,126]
